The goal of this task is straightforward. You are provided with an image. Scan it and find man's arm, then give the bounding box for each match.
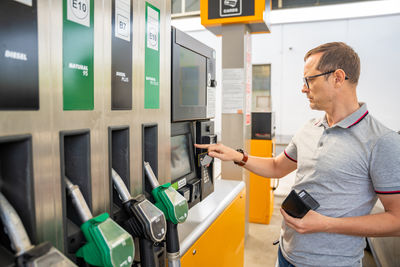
[280,193,400,237]
[195,143,297,178]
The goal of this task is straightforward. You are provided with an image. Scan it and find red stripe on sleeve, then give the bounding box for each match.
[284,150,297,163]
[375,190,400,194]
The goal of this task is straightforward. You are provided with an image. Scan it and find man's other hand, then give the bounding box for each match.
[280,208,331,234]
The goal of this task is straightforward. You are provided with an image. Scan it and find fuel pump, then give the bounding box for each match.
[111,168,166,267]
[64,177,135,267]
[0,192,76,267]
[143,162,188,267]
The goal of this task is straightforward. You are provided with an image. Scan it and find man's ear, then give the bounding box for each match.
[334,69,346,86]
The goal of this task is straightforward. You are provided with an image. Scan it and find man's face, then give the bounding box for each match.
[302,53,334,111]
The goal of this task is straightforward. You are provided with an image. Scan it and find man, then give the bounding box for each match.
[195,42,400,267]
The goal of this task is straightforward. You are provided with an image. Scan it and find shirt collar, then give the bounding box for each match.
[315,103,369,129]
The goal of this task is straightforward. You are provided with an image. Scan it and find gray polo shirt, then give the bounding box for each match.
[281,103,400,267]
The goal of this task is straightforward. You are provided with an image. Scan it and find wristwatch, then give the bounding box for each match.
[234,149,248,166]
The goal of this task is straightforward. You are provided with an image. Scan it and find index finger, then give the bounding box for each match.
[194,144,212,149]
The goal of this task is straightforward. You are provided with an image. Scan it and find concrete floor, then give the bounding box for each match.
[244,195,283,267]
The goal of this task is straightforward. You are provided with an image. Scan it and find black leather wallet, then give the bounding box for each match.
[281,189,320,218]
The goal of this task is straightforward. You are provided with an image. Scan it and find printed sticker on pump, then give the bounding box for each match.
[177,178,187,189]
[14,0,32,6]
[115,0,131,42]
[146,5,159,51]
[207,86,216,118]
[67,0,90,27]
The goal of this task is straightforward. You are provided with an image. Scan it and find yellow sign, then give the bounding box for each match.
[200,0,270,34]
[201,0,266,26]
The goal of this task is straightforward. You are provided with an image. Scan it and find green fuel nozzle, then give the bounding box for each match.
[144,162,189,267]
[65,177,135,267]
[143,162,188,224]
[0,192,76,267]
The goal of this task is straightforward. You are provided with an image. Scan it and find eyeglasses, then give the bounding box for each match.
[303,70,349,89]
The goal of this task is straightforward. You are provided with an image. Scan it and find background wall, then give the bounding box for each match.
[253,13,400,137]
[173,1,400,140]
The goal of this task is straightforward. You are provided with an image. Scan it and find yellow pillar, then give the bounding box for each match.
[249,139,275,224]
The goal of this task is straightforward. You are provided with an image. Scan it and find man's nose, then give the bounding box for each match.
[302,84,309,93]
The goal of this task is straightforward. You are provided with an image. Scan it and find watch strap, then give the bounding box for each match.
[234,149,248,166]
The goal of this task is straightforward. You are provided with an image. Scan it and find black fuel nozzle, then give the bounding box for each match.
[166,221,180,267]
[112,169,167,267]
[0,192,76,267]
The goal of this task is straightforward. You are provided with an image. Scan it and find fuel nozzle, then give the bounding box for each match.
[143,162,188,224]
[64,177,135,267]
[112,169,166,267]
[112,169,166,242]
[144,162,189,267]
[0,192,76,267]
[111,169,131,203]
[64,177,93,223]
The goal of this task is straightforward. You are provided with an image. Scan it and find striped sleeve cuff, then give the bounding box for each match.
[375,190,400,195]
[284,150,297,163]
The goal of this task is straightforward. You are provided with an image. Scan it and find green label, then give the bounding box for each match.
[144,2,160,109]
[63,0,94,110]
[171,182,178,190]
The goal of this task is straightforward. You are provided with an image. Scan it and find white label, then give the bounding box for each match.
[222,68,245,113]
[116,71,129,83]
[146,6,159,51]
[220,0,242,17]
[14,0,32,6]
[68,62,89,76]
[206,86,216,118]
[145,76,159,86]
[67,0,90,27]
[177,178,187,189]
[4,50,28,61]
[204,174,210,184]
[115,0,131,42]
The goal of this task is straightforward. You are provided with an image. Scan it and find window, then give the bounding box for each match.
[271,0,379,10]
[185,0,200,12]
[252,64,271,112]
[172,0,200,17]
[172,0,182,14]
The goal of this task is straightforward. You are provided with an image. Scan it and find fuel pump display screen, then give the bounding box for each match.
[179,47,206,106]
[171,134,192,180]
